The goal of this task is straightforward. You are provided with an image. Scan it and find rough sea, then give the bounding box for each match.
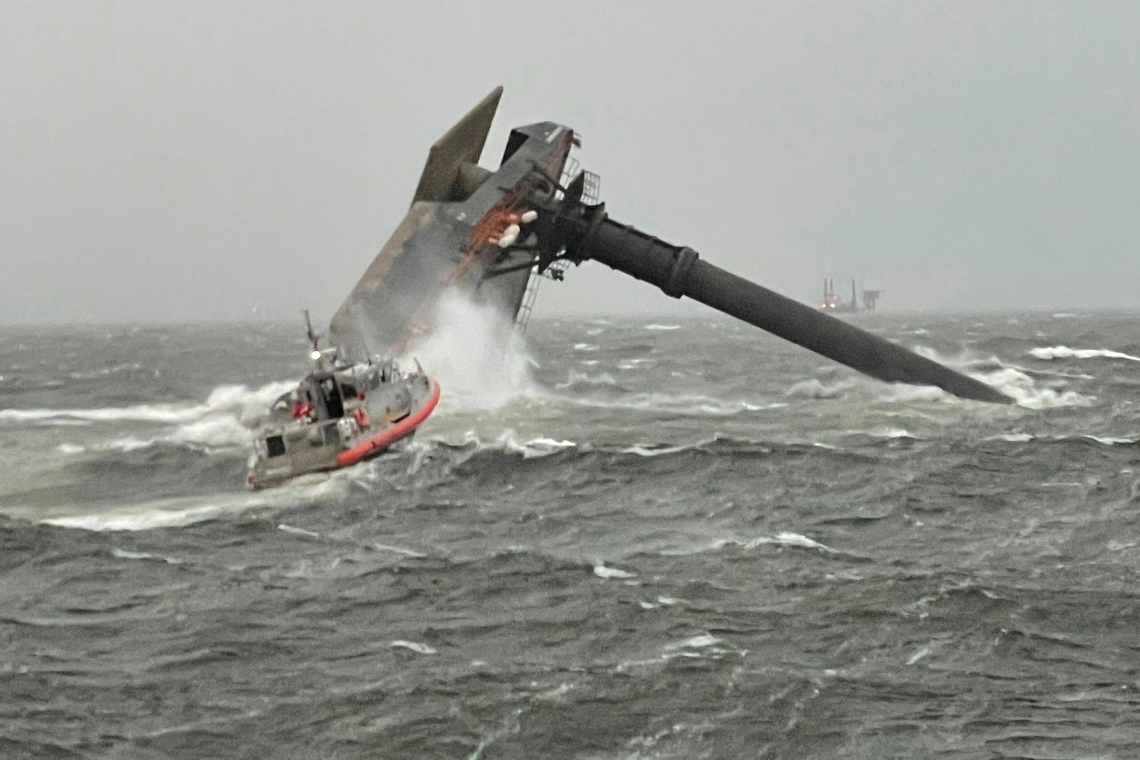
[2,309,1139,759]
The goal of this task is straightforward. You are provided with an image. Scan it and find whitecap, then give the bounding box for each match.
[480,430,576,459]
[202,381,300,425]
[867,427,915,439]
[0,405,204,425]
[722,531,841,554]
[39,477,349,532]
[110,548,180,564]
[0,379,297,432]
[566,392,778,417]
[110,548,152,560]
[645,324,681,331]
[170,416,253,449]
[785,378,858,399]
[990,433,1035,443]
[907,646,931,665]
[972,367,1095,409]
[594,563,636,580]
[102,436,158,453]
[667,634,721,650]
[873,384,948,404]
[1082,435,1139,446]
[390,640,436,655]
[555,370,618,389]
[620,443,693,458]
[400,292,538,411]
[372,544,427,558]
[1029,346,1140,363]
[277,524,320,538]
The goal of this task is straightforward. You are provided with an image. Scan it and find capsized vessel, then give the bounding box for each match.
[326,87,1011,404]
[246,333,439,489]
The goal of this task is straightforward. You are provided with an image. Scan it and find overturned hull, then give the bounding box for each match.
[329,87,574,362]
[327,88,1010,404]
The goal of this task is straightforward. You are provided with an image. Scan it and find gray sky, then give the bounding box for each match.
[2,1,1138,323]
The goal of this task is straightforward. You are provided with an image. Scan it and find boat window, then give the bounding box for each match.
[266,435,286,458]
[323,423,339,445]
[321,377,345,418]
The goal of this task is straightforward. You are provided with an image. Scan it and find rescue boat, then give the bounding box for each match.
[246,344,439,489]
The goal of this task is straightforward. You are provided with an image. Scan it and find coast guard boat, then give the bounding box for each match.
[246,318,439,489]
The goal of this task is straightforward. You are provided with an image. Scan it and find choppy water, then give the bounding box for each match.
[1,311,1139,758]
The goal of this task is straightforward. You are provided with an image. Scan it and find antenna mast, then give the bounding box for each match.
[303,309,321,352]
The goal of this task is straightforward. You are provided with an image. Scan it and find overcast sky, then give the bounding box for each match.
[2,2,1138,324]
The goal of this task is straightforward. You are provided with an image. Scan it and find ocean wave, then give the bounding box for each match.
[555,370,622,391]
[786,376,948,404]
[0,380,296,429]
[619,443,695,458]
[57,418,254,458]
[410,434,845,479]
[644,324,681,331]
[594,563,637,579]
[102,436,159,453]
[565,391,783,417]
[865,427,917,440]
[110,547,180,564]
[551,371,778,416]
[872,384,949,404]
[0,404,204,425]
[390,640,436,655]
[714,531,841,554]
[912,347,1097,409]
[169,416,254,449]
[68,363,146,380]
[785,378,859,399]
[665,634,722,651]
[406,292,538,412]
[972,368,1095,409]
[985,432,1138,446]
[41,475,350,532]
[437,430,578,460]
[1029,346,1140,363]
[988,432,1035,443]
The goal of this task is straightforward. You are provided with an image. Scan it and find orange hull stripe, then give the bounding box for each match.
[335,379,441,467]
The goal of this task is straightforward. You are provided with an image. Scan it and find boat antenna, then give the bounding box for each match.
[303,309,321,352]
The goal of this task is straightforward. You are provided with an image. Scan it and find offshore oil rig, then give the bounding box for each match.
[819,279,880,313]
[327,88,1009,404]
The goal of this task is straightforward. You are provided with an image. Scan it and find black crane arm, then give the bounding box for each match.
[530,196,1011,404]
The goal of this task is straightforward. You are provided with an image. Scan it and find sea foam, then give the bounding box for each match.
[1029,346,1140,363]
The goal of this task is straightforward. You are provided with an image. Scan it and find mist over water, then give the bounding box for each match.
[401,292,538,412]
[1,311,1139,757]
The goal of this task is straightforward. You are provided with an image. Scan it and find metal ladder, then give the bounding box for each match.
[515,144,599,335]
